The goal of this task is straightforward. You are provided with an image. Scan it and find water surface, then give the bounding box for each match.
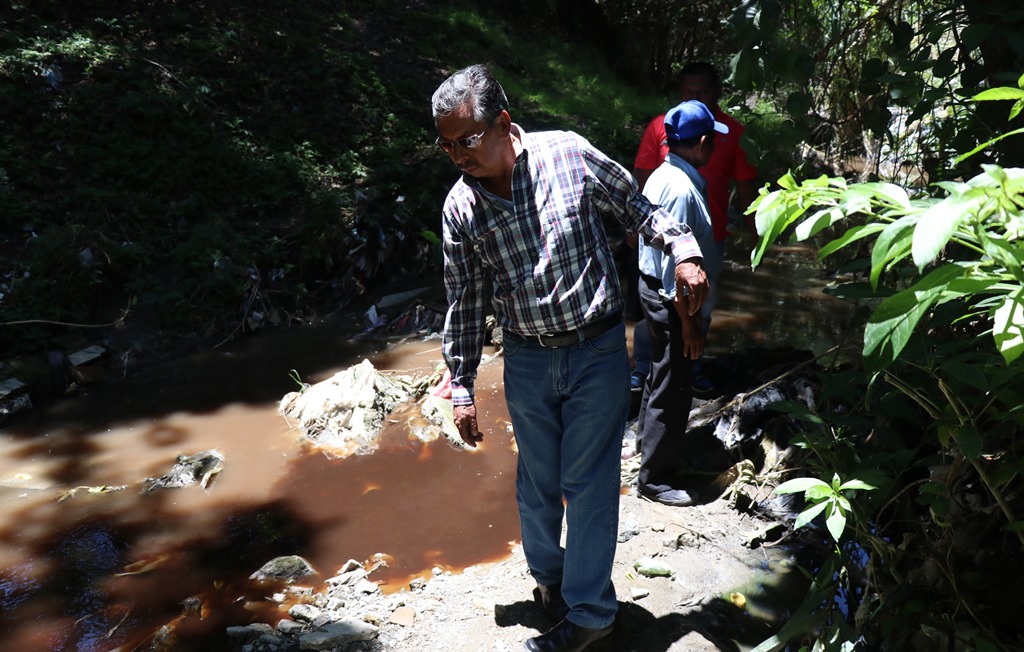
[0,242,852,650]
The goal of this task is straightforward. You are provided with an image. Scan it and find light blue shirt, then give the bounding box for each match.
[637,152,718,301]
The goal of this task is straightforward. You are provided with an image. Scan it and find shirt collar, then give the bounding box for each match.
[665,152,706,189]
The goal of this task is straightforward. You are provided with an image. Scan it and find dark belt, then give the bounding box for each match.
[521,311,622,348]
[640,273,663,290]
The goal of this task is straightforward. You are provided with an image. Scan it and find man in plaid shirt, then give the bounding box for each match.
[431,64,708,652]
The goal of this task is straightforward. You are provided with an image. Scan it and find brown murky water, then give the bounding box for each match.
[0,242,852,650]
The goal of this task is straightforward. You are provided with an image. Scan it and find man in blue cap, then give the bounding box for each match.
[635,100,726,506]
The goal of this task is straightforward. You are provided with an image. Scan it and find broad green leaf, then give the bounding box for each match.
[825,505,847,541]
[838,186,873,214]
[982,237,1024,277]
[1010,100,1023,121]
[864,264,965,370]
[870,216,918,288]
[805,174,841,189]
[795,206,843,240]
[836,494,852,511]
[961,24,994,50]
[932,180,964,193]
[847,182,912,210]
[993,288,1024,364]
[1007,521,1024,532]
[990,463,1020,488]
[939,361,989,391]
[972,87,1024,101]
[912,195,968,269]
[937,422,953,447]
[795,501,829,529]
[778,171,797,190]
[944,276,1000,296]
[981,163,1009,186]
[954,127,1024,163]
[818,222,887,259]
[786,91,812,116]
[753,191,809,267]
[775,477,830,494]
[806,484,834,501]
[839,479,878,491]
[956,425,983,462]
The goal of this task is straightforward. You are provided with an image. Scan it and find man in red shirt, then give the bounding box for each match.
[631,62,757,392]
[634,62,758,241]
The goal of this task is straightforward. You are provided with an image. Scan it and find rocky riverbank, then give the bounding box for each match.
[221,348,817,652]
[225,485,801,652]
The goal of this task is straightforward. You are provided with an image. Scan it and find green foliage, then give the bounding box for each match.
[956,72,1024,163]
[0,0,663,356]
[774,473,876,543]
[751,80,1024,651]
[592,0,738,88]
[752,164,1024,371]
[727,0,1024,185]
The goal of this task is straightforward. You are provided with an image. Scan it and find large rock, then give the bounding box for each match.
[226,622,276,642]
[280,359,411,457]
[140,450,224,494]
[298,619,379,650]
[250,555,316,582]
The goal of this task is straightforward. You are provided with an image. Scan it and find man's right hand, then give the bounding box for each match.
[454,403,484,448]
[674,258,708,316]
[680,314,705,360]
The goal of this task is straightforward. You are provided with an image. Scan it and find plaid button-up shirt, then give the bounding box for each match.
[441,127,703,405]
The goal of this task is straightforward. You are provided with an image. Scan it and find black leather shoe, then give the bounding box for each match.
[533,583,570,622]
[523,618,613,652]
[639,485,697,507]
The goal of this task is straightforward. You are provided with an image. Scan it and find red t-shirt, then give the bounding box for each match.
[634,108,757,242]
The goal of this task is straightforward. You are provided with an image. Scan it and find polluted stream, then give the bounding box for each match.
[0,243,852,651]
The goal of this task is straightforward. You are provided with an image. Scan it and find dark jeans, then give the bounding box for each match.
[502,322,629,629]
[636,274,694,493]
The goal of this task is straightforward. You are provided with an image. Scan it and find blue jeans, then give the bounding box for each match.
[502,322,629,629]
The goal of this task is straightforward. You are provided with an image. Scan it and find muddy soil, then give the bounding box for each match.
[326,486,795,652]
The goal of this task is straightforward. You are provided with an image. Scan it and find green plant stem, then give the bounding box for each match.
[962,451,1024,549]
[882,371,942,418]
[933,377,1024,549]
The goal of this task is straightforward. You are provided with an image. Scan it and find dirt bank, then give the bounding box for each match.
[285,485,797,652]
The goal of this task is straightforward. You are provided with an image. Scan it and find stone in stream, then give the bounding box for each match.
[297,619,378,651]
[140,449,224,494]
[250,555,317,582]
[418,394,469,450]
[279,358,412,458]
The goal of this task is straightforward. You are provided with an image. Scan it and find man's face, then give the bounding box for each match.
[678,75,719,112]
[435,103,508,180]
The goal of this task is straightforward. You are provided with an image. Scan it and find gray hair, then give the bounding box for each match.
[431,64,508,125]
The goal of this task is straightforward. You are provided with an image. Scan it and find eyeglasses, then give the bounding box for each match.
[435,115,498,153]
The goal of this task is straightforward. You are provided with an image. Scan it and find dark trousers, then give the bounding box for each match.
[636,274,694,492]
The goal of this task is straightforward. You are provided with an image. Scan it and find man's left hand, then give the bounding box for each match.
[674,258,708,316]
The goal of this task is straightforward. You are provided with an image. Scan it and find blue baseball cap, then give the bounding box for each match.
[664,100,729,142]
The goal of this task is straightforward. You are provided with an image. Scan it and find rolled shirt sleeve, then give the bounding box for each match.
[441,198,488,406]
